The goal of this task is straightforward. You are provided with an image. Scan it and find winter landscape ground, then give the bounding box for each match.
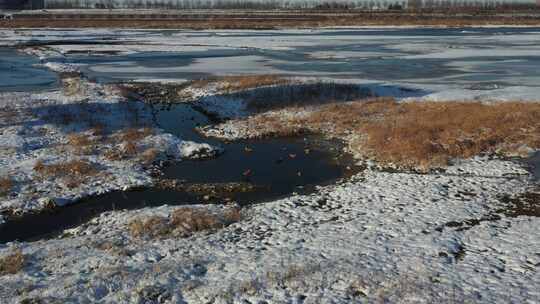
[0,27,539,303]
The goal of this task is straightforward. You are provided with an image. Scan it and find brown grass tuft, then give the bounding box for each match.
[67,133,92,147]
[34,159,98,179]
[128,216,170,239]
[120,127,154,142]
[105,127,156,161]
[129,207,242,239]
[104,141,140,161]
[122,141,138,156]
[140,148,160,165]
[231,99,540,169]
[103,149,123,161]
[171,208,223,233]
[358,101,540,168]
[219,75,289,92]
[0,249,25,276]
[67,133,96,155]
[0,177,13,197]
[190,75,288,92]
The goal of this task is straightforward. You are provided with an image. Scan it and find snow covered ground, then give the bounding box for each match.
[0,79,221,221]
[0,158,537,303]
[0,28,539,303]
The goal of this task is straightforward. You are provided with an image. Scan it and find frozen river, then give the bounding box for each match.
[2,27,540,99]
[0,48,58,92]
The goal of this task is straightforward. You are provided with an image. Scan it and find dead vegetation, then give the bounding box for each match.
[0,249,25,276]
[0,177,13,197]
[3,12,540,29]
[120,127,154,142]
[103,128,155,161]
[228,99,540,169]
[129,207,242,239]
[62,76,86,97]
[140,148,160,165]
[122,76,289,104]
[67,133,97,155]
[34,159,98,183]
[67,133,93,147]
[214,75,289,92]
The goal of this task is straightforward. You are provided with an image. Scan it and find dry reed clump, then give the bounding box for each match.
[122,141,138,156]
[219,75,290,92]
[34,159,98,179]
[357,101,540,168]
[67,133,96,155]
[0,249,25,276]
[104,128,155,161]
[140,148,160,165]
[129,207,242,239]
[120,127,154,142]
[129,216,170,239]
[190,75,288,92]
[103,141,141,161]
[0,177,13,197]
[234,99,540,169]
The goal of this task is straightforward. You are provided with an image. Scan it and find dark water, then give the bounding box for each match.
[0,138,350,243]
[0,48,59,92]
[0,103,353,243]
[526,151,540,181]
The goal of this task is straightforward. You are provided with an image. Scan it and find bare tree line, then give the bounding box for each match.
[41,0,538,10]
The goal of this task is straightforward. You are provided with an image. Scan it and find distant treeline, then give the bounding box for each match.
[43,0,401,9]
[42,0,538,9]
[2,0,538,10]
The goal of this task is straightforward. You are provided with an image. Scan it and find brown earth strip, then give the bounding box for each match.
[2,12,540,28]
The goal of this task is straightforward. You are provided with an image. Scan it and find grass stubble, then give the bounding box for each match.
[129,207,242,239]
[0,249,25,276]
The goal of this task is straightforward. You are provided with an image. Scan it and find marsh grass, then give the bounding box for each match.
[0,249,25,276]
[230,99,540,169]
[129,207,242,239]
[103,142,139,161]
[140,148,160,165]
[67,133,97,155]
[104,128,155,161]
[218,75,289,92]
[120,127,154,142]
[34,159,98,184]
[0,177,13,197]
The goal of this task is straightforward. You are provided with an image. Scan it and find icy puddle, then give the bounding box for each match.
[0,48,58,92]
[0,103,353,243]
[526,151,540,181]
